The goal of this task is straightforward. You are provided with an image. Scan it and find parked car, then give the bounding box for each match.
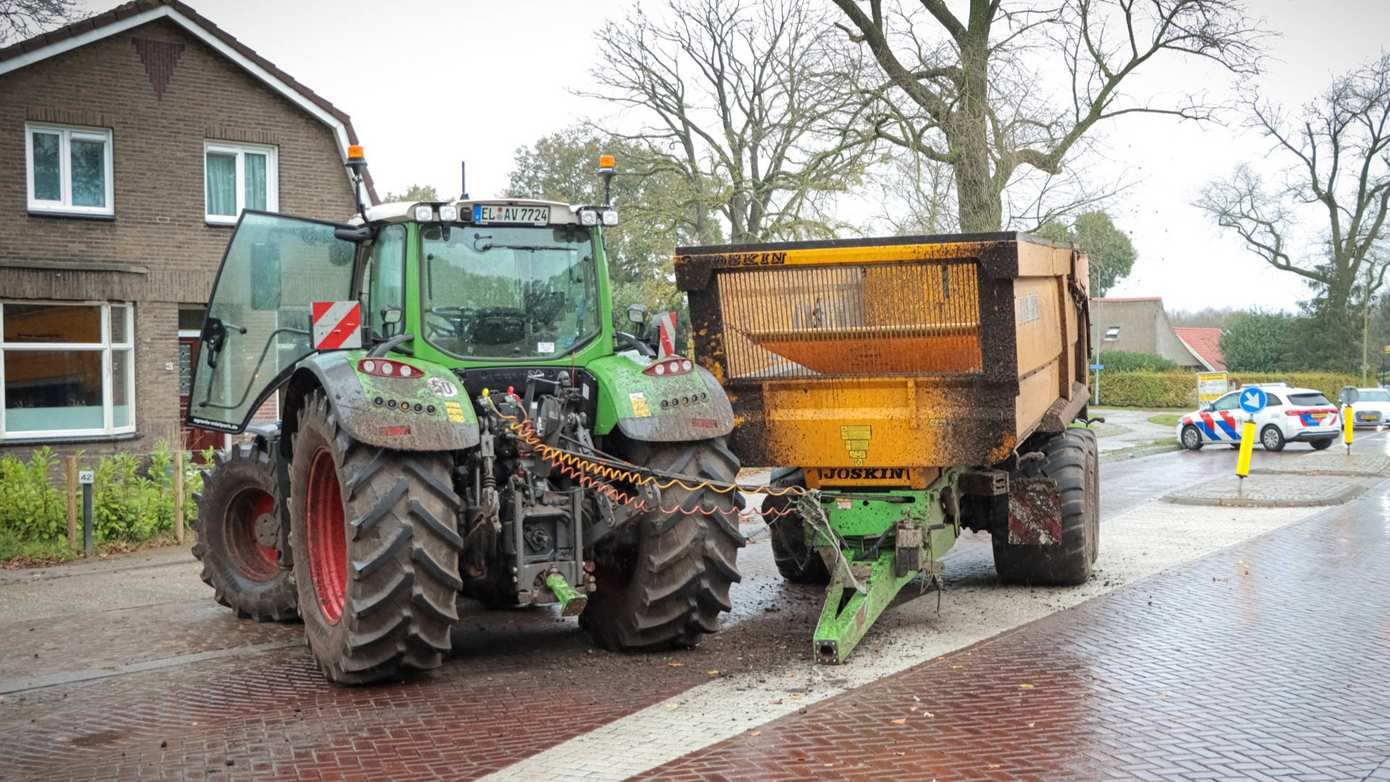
[1337,386,1390,427]
[1177,385,1339,452]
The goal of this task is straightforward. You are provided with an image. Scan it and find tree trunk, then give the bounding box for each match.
[951,29,1002,233]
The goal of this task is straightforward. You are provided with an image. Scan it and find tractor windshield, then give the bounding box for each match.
[421,224,599,359]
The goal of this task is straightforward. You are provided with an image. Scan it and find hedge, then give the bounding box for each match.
[1088,371,1362,408]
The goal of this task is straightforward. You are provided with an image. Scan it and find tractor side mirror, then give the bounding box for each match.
[250,242,282,311]
[627,303,649,326]
[382,309,402,326]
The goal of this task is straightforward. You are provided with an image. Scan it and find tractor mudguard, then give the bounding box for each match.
[284,350,480,452]
[586,353,734,442]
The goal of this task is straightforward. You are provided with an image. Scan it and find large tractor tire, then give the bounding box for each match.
[289,391,463,684]
[192,444,298,622]
[993,427,1099,586]
[762,469,831,585]
[580,439,744,651]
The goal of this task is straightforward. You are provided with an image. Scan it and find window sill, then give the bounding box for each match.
[27,208,116,221]
[0,431,140,446]
[205,216,238,227]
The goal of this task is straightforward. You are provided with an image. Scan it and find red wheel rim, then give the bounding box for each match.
[228,486,279,581]
[305,447,347,624]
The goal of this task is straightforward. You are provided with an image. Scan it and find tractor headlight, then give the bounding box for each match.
[579,209,599,226]
[438,204,459,222]
[413,204,435,222]
[601,208,619,226]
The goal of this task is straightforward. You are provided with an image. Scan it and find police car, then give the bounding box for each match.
[1177,384,1339,452]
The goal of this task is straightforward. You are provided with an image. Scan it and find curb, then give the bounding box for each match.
[1100,442,1180,463]
[1163,482,1367,508]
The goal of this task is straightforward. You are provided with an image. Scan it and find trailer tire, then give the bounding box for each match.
[993,428,1099,585]
[580,438,744,651]
[763,469,830,585]
[192,444,298,622]
[289,391,462,684]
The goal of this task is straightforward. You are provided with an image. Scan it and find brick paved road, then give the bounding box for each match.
[642,482,1390,781]
[0,441,1379,781]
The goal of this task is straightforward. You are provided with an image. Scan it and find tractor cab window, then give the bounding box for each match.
[421,224,599,359]
[186,212,355,433]
[362,225,405,338]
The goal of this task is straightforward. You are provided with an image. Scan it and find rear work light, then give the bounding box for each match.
[358,358,421,379]
[643,357,694,377]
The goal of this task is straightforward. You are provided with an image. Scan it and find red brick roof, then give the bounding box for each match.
[1173,327,1226,371]
[0,0,377,202]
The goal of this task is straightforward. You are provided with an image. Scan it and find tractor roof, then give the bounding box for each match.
[350,198,582,226]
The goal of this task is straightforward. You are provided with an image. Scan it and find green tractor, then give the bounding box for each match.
[187,151,743,684]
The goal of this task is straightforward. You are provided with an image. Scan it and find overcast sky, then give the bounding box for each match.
[80,0,1390,312]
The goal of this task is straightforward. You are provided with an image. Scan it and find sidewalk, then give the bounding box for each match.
[641,482,1390,781]
[1091,407,1180,458]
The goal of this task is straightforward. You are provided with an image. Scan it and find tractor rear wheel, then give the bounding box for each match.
[763,469,830,585]
[580,438,744,651]
[993,428,1099,586]
[192,444,298,622]
[289,391,463,684]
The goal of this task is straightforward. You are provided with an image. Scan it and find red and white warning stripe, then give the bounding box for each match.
[655,310,677,358]
[311,301,363,350]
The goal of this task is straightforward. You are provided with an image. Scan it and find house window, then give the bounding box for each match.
[0,302,135,440]
[1103,326,1120,341]
[25,123,114,216]
[204,141,278,224]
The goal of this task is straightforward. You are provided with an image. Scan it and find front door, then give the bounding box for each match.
[179,336,223,453]
[185,211,356,434]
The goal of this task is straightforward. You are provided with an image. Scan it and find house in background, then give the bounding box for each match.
[1091,297,1225,371]
[0,0,375,455]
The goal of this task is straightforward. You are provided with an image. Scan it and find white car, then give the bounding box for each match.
[1338,386,1390,428]
[1177,385,1339,452]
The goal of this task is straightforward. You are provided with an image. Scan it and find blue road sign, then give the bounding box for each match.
[1089,363,1104,371]
[1238,386,1267,414]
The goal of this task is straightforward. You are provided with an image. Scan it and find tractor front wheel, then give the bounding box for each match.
[289,391,463,684]
[192,444,298,622]
[580,439,744,650]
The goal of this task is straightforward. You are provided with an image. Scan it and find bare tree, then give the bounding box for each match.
[831,0,1265,232]
[1197,55,1390,317]
[0,0,79,44]
[587,0,875,243]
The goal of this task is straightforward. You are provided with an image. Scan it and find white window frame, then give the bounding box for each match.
[24,122,115,217]
[0,301,136,441]
[204,141,278,225]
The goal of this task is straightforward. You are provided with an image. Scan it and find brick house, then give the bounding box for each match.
[1090,297,1223,370]
[0,0,375,455]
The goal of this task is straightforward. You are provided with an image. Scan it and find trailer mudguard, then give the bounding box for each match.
[587,353,734,442]
[283,350,480,452]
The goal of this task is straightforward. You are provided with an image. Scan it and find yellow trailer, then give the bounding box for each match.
[676,232,1098,662]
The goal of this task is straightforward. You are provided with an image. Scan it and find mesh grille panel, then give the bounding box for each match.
[715,260,982,379]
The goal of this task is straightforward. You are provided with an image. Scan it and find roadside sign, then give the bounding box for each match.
[78,470,94,485]
[1089,363,1103,371]
[1238,387,1267,414]
[1197,371,1229,403]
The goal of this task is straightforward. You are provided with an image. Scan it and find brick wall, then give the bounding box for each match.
[0,17,358,456]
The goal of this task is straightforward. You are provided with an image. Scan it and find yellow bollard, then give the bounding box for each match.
[1236,419,1256,480]
[1343,404,1354,454]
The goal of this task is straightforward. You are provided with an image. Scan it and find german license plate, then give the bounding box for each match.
[472,204,549,225]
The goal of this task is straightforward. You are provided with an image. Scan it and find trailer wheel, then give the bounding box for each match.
[192,444,298,622]
[762,469,830,585]
[289,391,462,684]
[993,427,1099,585]
[580,438,744,651]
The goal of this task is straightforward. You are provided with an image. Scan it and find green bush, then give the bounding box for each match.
[1090,371,1363,408]
[1097,350,1178,372]
[0,441,204,560]
[0,448,66,544]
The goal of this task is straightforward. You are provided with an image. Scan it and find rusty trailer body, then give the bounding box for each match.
[676,232,1099,663]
